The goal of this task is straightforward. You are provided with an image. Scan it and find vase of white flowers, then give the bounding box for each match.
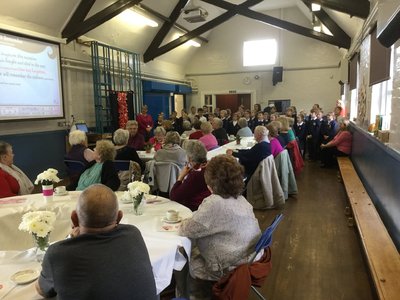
[18,211,56,262]
[122,181,150,215]
[34,168,61,201]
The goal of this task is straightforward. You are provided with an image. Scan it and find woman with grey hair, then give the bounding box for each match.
[170,140,211,211]
[236,117,253,137]
[65,130,95,164]
[113,129,144,172]
[148,126,166,151]
[154,131,187,168]
[182,120,195,137]
[211,118,228,146]
[68,140,120,191]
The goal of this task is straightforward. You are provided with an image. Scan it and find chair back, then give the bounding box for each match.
[154,161,181,193]
[113,160,130,171]
[64,160,86,174]
[253,213,283,258]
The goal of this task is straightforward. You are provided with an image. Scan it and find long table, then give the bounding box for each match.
[0,192,192,299]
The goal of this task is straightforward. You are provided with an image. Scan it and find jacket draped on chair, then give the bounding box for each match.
[274,149,298,200]
[246,155,285,209]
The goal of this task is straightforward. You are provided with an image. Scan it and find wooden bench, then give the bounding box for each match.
[337,157,400,300]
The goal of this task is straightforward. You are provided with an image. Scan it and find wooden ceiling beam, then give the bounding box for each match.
[301,1,351,47]
[62,0,96,37]
[202,0,350,48]
[143,0,191,62]
[143,0,263,62]
[63,0,143,43]
[303,0,370,19]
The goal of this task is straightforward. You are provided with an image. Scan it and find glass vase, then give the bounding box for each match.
[42,184,54,201]
[133,196,145,215]
[33,233,50,262]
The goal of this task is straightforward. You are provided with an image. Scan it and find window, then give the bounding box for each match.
[243,39,277,66]
[350,89,358,122]
[369,46,394,130]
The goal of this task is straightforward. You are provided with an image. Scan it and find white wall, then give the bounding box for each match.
[185,7,342,113]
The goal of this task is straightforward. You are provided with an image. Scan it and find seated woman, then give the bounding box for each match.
[148,126,166,151]
[169,140,211,211]
[0,141,34,198]
[154,131,187,168]
[198,122,218,151]
[236,117,253,137]
[266,122,284,157]
[276,117,295,148]
[182,120,195,137]
[320,118,352,167]
[113,129,145,172]
[179,155,261,299]
[68,140,120,191]
[189,119,203,140]
[65,130,95,165]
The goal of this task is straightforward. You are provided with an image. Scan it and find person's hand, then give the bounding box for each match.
[226,149,233,155]
[177,165,191,181]
[323,135,329,140]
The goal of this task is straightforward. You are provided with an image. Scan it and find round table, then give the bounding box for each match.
[0,191,192,298]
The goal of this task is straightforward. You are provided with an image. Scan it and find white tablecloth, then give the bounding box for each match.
[0,192,192,298]
[206,136,255,160]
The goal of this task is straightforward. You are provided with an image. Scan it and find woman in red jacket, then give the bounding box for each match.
[320,118,352,167]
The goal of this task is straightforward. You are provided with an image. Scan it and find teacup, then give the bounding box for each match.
[166,210,179,221]
[54,186,66,195]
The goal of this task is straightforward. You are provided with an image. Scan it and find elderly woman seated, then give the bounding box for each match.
[199,122,218,151]
[148,126,166,151]
[320,118,352,168]
[113,129,144,172]
[67,140,120,191]
[0,141,34,198]
[211,117,228,146]
[236,117,253,137]
[179,155,261,299]
[266,122,284,158]
[65,130,95,164]
[182,120,195,137]
[154,131,187,168]
[169,140,211,211]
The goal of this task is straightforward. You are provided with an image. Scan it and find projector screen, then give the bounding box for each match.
[0,30,64,121]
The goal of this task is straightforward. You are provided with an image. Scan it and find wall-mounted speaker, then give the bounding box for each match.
[272,66,283,86]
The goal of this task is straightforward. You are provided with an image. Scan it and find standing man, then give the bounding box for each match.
[36,184,157,300]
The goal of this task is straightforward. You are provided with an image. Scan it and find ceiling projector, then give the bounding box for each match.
[183,7,208,23]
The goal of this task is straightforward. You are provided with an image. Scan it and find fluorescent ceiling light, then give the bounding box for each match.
[118,9,158,27]
[173,34,201,47]
[311,3,321,11]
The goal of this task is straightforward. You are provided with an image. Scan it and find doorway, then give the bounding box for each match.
[216,94,251,112]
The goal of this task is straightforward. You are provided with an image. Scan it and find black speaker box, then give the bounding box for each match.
[272,66,283,85]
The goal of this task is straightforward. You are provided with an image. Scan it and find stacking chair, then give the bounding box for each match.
[212,214,284,300]
[249,213,284,299]
[64,159,86,186]
[113,160,142,191]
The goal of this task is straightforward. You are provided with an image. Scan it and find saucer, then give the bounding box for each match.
[54,191,68,196]
[11,269,40,285]
[162,217,182,224]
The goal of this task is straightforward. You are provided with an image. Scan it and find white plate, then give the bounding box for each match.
[11,269,40,285]
[54,191,68,196]
[162,217,182,224]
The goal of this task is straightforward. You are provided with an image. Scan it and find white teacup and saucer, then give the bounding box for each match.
[54,186,68,196]
[162,210,182,223]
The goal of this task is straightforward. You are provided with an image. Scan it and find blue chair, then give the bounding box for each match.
[249,213,283,299]
[64,160,86,175]
[113,160,130,171]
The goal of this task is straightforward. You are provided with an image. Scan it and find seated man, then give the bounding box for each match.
[36,184,157,300]
[226,125,271,181]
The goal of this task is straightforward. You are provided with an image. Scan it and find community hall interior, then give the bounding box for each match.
[1,0,400,299]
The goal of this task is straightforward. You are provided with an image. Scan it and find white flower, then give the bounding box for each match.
[34,168,61,185]
[19,211,56,237]
[127,181,150,194]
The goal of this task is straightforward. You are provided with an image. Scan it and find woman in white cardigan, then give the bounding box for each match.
[179,155,261,299]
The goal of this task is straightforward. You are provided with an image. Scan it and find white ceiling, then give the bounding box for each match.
[0,0,365,64]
